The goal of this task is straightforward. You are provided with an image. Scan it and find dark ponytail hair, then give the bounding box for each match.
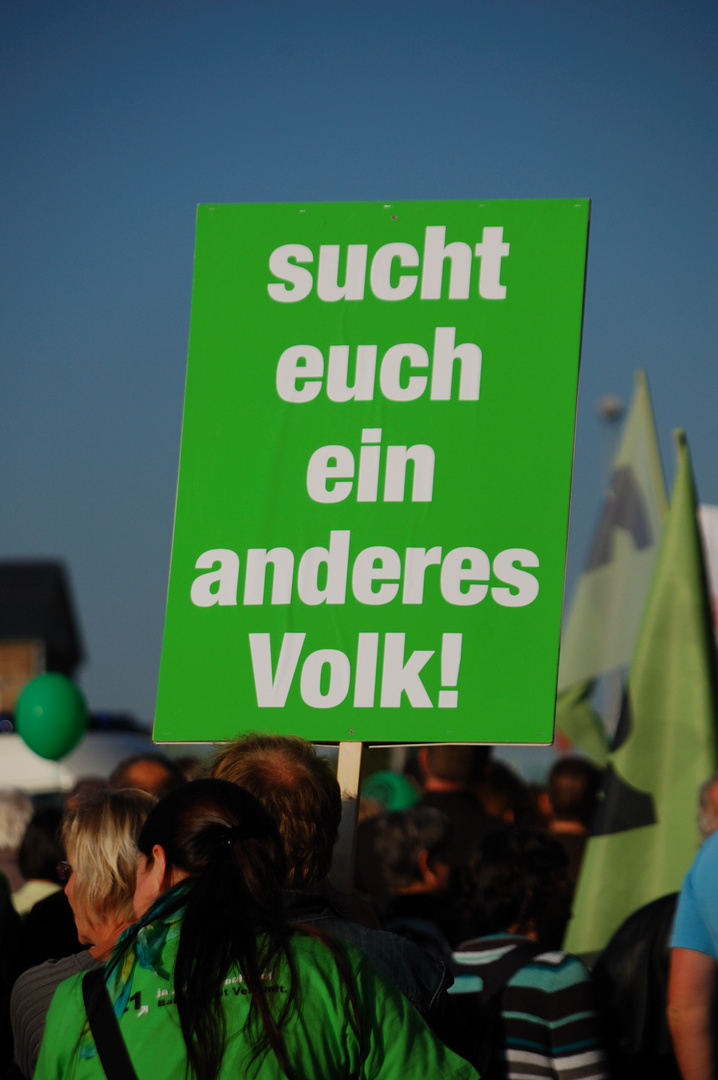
[124,779,298,1080]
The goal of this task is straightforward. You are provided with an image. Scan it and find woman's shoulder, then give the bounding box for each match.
[288,927,361,979]
[288,926,432,1023]
[289,926,400,982]
[288,929,479,1079]
[43,961,90,1014]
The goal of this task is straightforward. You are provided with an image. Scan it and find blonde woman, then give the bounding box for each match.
[10,788,154,1079]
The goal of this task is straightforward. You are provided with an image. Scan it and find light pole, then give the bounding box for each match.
[595,393,625,493]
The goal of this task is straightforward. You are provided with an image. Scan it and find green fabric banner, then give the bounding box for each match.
[558,370,668,696]
[565,432,718,955]
[554,679,608,765]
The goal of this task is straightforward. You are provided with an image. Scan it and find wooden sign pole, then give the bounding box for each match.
[332,741,364,893]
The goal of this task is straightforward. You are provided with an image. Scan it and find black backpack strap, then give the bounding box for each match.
[82,968,139,1080]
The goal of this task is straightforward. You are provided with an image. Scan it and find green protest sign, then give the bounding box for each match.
[155,199,589,744]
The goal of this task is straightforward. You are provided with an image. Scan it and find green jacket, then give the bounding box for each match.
[35,931,478,1080]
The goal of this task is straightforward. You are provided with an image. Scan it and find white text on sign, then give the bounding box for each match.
[276,328,481,404]
[267,226,510,303]
[190,536,539,609]
[249,632,464,710]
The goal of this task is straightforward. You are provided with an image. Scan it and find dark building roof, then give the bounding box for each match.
[0,561,84,675]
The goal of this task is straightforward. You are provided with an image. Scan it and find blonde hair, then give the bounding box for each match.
[61,788,155,924]
[0,790,34,849]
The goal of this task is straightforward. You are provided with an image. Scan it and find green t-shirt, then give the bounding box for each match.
[35,931,478,1080]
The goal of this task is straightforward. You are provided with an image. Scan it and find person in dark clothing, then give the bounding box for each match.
[12,807,64,916]
[354,772,421,902]
[0,887,21,1074]
[544,756,602,885]
[372,806,462,956]
[418,745,495,871]
[445,826,608,1080]
[474,762,537,826]
[13,889,83,976]
[209,733,452,1029]
[592,892,680,1080]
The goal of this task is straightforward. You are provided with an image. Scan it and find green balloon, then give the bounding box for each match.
[15,674,89,761]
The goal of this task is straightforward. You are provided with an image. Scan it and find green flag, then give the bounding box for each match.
[564,432,718,955]
[558,370,668,694]
[554,679,609,765]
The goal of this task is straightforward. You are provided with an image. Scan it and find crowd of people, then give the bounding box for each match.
[0,736,713,1079]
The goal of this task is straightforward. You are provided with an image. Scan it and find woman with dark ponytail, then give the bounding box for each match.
[35,779,477,1080]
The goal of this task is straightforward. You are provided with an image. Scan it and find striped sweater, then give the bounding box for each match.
[446,933,609,1080]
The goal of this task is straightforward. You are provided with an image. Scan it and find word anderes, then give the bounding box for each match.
[190,532,540,609]
[268,226,510,303]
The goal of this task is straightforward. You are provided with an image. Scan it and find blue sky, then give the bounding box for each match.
[2,0,716,724]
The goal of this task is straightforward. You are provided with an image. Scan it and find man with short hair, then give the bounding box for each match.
[373,806,459,956]
[210,734,340,890]
[109,753,185,798]
[418,745,494,869]
[209,733,451,1028]
[545,756,602,884]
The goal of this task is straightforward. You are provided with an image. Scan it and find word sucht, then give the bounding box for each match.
[268,226,510,303]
